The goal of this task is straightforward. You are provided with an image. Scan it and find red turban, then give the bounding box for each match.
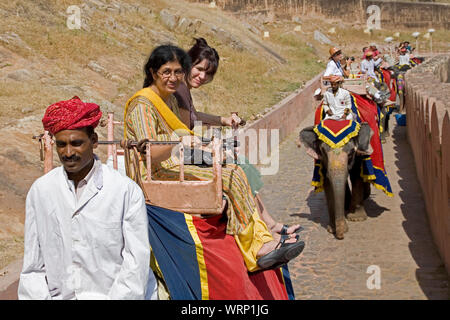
[42,96,102,135]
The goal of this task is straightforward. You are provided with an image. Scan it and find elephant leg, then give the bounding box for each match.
[399,93,405,113]
[363,181,371,200]
[324,176,348,236]
[324,176,336,234]
[384,110,391,137]
[344,181,351,211]
[347,164,368,222]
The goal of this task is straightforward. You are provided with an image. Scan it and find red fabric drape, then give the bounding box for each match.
[193,215,289,300]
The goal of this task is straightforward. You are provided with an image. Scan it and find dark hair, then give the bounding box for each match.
[362,47,367,53]
[187,38,220,76]
[78,126,96,139]
[143,45,191,88]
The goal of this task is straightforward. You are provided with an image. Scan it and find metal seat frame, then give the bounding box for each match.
[34,111,224,215]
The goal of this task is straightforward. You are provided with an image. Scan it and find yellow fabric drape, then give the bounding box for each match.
[124,87,273,272]
[124,87,194,138]
[234,212,273,272]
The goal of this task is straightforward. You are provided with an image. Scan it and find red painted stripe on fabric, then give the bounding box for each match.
[191,215,288,300]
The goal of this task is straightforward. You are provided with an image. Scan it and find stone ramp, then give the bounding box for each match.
[259,112,450,300]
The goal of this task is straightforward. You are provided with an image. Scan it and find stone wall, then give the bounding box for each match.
[191,0,450,29]
[404,55,450,275]
[237,73,322,172]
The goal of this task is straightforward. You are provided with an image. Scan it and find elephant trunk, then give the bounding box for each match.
[327,149,349,239]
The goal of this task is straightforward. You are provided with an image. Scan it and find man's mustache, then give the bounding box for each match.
[62,155,81,162]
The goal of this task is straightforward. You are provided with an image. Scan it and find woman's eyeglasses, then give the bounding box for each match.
[157,69,185,79]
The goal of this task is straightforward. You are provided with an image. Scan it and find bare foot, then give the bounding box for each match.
[256,237,298,258]
[271,223,301,235]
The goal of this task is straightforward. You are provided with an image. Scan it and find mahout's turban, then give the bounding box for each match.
[42,96,102,135]
[329,75,344,84]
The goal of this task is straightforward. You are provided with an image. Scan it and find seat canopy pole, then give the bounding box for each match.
[107,112,119,170]
[107,112,114,159]
[179,143,184,182]
[43,131,54,174]
[146,142,152,182]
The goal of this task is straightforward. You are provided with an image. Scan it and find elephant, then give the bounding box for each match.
[368,79,394,143]
[375,82,394,144]
[387,65,408,113]
[299,122,373,240]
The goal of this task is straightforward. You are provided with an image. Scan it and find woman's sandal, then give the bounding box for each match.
[280,224,304,236]
[256,235,305,271]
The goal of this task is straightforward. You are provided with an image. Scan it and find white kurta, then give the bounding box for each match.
[398,54,410,66]
[360,58,382,81]
[322,88,353,121]
[324,59,344,77]
[18,157,152,300]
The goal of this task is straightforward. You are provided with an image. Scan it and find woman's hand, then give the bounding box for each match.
[221,113,242,127]
[181,135,203,148]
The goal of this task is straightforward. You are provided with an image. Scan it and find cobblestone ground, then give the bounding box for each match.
[259,112,450,300]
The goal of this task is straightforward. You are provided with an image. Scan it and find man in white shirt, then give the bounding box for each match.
[322,76,353,121]
[360,51,383,82]
[398,47,411,66]
[324,47,351,79]
[18,97,152,300]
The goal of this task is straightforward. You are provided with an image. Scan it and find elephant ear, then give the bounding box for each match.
[299,126,320,160]
[356,122,373,155]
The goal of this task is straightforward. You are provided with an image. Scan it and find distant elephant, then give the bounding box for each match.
[387,66,407,113]
[300,122,373,240]
[371,80,393,143]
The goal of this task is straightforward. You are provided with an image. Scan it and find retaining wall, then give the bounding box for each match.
[238,73,321,165]
[191,0,450,29]
[405,55,450,276]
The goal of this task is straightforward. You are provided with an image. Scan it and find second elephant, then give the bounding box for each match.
[300,121,373,240]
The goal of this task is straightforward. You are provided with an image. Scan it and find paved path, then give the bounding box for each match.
[259,112,450,300]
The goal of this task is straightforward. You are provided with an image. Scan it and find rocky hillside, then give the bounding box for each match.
[2,0,447,269]
[0,0,324,268]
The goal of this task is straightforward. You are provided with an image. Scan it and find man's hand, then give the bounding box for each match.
[326,109,333,116]
[341,108,350,119]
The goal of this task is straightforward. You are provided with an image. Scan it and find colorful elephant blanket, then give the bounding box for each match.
[312,93,393,197]
[313,119,361,149]
[147,205,295,300]
[379,68,397,103]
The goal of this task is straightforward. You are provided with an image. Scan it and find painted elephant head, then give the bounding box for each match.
[299,122,373,239]
[300,122,373,165]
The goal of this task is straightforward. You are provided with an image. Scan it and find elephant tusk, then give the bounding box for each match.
[306,147,320,160]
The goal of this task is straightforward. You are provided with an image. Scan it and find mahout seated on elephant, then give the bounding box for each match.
[298,84,393,239]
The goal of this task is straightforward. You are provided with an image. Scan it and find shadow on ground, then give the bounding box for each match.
[392,123,450,300]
